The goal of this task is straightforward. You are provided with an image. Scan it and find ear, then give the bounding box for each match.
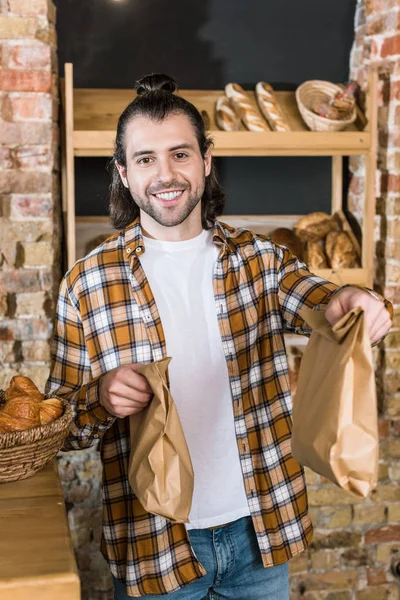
[203,149,212,177]
[115,161,129,188]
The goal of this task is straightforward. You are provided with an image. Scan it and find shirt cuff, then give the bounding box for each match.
[85,376,116,426]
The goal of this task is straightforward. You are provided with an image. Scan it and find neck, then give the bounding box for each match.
[140,206,203,241]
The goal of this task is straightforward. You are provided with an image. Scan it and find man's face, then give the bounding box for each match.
[116,113,212,231]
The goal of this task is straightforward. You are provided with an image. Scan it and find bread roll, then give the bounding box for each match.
[225,83,269,132]
[269,228,303,260]
[325,231,340,263]
[5,375,42,402]
[329,232,359,269]
[215,95,241,131]
[306,242,328,269]
[39,398,64,425]
[255,82,291,132]
[295,212,339,243]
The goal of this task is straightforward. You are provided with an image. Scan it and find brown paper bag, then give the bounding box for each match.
[291,306,378,498]
[128,357,194,522]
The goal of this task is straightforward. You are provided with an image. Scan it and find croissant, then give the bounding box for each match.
[0,413,37,433]
[5,375,43,402]
[1,395,40,426]
[39,398,63,425]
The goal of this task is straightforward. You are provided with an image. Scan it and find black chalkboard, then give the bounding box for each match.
[55,0,356,217]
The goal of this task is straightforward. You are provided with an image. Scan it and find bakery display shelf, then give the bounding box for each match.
[62,63,378,288]
[75,211,366,287]
[69,87,370,157]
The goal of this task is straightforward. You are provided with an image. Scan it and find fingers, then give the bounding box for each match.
[369,312,392,344]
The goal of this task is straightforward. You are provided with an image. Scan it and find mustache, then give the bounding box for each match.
[147,181,189,195]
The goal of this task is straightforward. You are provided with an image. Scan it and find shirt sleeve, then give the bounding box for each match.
[45,277,116,451]
[276,246,339,335]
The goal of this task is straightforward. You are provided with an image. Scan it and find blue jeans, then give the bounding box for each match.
[113,516,289,599]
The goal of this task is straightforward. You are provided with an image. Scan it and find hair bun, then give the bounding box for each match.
[135,73,178,96]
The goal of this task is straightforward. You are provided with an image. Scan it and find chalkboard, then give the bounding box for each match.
[55,0,356,217]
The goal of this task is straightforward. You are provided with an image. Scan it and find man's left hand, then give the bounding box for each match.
[325,287,392,345]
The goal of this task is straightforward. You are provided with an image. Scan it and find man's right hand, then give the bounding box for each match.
[99,364,153,418]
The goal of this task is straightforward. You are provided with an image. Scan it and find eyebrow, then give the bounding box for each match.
[132,143,195,158]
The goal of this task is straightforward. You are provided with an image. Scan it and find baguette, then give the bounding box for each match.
[215,95,241,131]
[225,83,269,132]
[255,82,291,132]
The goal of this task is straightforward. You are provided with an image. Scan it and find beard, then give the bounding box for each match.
[127,176,206,228]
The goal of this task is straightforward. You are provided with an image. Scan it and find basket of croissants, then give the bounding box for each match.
[0,375,72,483]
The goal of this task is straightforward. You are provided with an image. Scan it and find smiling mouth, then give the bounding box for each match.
[153,190,184,201]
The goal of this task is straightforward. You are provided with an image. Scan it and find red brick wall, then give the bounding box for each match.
[0,0,60,391]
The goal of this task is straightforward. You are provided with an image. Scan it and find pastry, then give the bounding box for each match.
[255,82,290,131]
[225,83,269,132]
[329,232,359,269]
[39,398,64,425]
[306,242,328,269]
[295,212,339,243]
[325,231,341,263]
[215,95,241,131]
[269,228,303,260]
[5,375,42,402]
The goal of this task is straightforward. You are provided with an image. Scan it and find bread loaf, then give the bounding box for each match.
[215,95,241,131]
[269,228,303,260]
[329,232,359,269]
[295,212,339,243]
[39,398,64,425]
[255,82,291,132]
[225,83,269,132]
[306,242,328,269]
[325,231,341,263]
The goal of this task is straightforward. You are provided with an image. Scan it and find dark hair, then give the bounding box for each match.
[108,73,225,230]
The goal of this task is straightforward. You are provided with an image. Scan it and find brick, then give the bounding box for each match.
[0,70,51,93]
[392,81,400,101]
[8,44,50,70]
[311,550,340,571]
[13,146,52,170]
[308,488,364,506]
[0,325,14,341]
[356,587,391,600]
[0,269,41,293]
[367,568,389,586]
[379,419,390,437]
[387,395,400,417]
[2,219,53,243]
[21,340,50,362]
[16,291,46,316]
[7,0,49,18]
[388,504,400,523]
[0,341,15,364]
[353,504,386,525]
[21,241,54,267]
[341,547,370,567]
[10,94,52,120]
[0,171,52,195]
[326,593,351,600]
[0,16,36,38]
[293,570,358,591]
[386,218,400,240]
[0,293,8,318]
[288,553,308,574]
[0,148,14,169]
[318,506,352,529]
[385,371,400,394]
[310,531,362,551]
[0,241,17,267]
[1,121,52,145]
[387,439,400,458]
[378,462,389,482]
[349,175,364,195]
[365,525,400,544]
[381,34,400,59]
[0,317,52,342]
[385,331,400,349]
[10,194,53,218]
[385,239,400,260]
[376,543,400,563]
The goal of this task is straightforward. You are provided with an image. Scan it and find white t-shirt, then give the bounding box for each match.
[139,229,250,529]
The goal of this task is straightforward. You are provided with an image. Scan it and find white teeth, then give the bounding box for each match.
[155,191,182,200]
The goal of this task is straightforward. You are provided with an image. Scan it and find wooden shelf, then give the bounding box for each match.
[70,88,371,157]
[61,63,378,288]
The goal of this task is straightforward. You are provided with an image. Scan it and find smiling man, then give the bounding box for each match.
[46,74,392,600]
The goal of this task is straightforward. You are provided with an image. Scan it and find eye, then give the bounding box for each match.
[174,152,188,159]
[137,157,153,165]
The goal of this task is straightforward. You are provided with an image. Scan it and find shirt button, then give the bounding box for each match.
[135,246,143,254]
[126,248,132,254]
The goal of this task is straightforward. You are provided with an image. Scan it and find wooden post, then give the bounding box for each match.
[63,63,76,270]
[363,69,378,288]
[331,156,343,215]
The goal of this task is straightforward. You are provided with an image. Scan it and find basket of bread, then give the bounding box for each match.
[295,80,358,132]
[0,376,72,483]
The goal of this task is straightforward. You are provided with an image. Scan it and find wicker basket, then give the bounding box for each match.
[295,80,357,132]
[0,390,72,483]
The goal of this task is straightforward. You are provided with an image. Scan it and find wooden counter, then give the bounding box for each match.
[0,459,80,600]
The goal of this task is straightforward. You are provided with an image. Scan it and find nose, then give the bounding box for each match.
[156,157,175,183]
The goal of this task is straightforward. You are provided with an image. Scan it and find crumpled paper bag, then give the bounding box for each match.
[128,357,194,522]
[291,306,378,498]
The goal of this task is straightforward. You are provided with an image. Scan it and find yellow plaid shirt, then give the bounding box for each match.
[47,217,347,596]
